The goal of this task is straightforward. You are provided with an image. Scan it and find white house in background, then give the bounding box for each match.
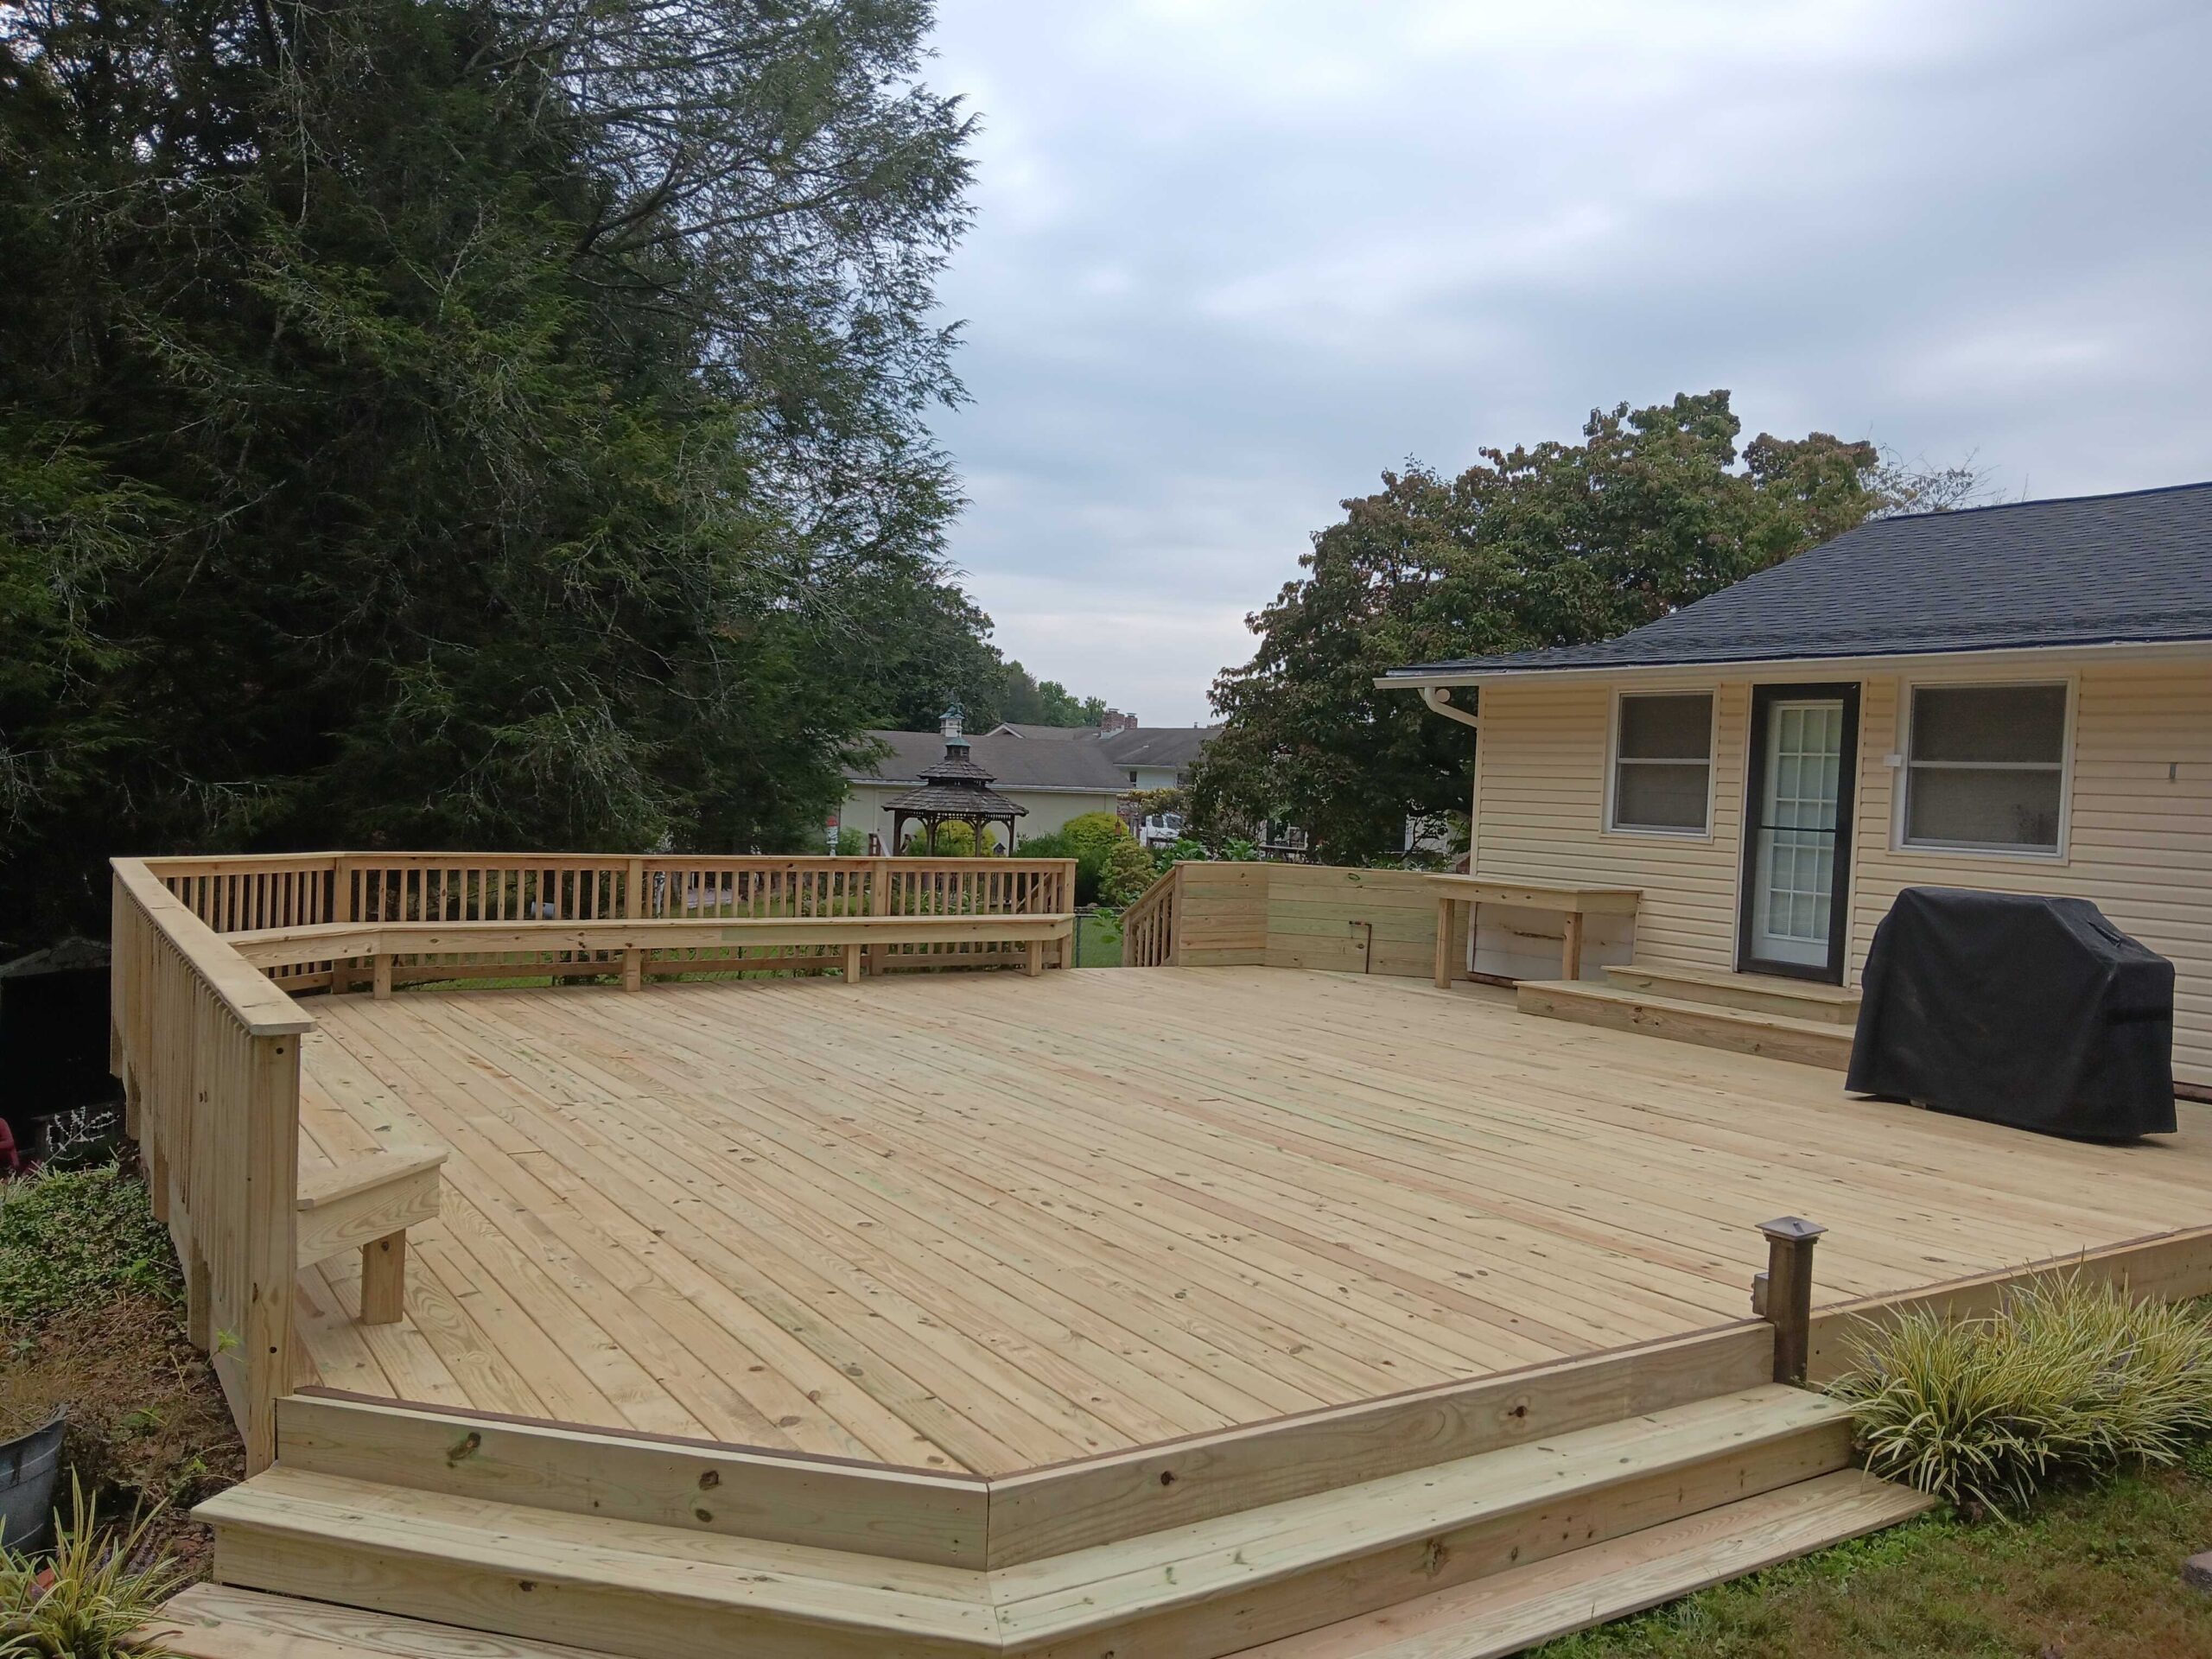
[838,723,1128,852]
[841,714,1226,853]
[987,714,1225,792]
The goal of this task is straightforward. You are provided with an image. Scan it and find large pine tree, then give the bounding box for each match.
[0,1,981,943]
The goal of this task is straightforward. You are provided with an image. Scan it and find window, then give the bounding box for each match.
[1610,692,1713,834]
[1904,683,2068,853]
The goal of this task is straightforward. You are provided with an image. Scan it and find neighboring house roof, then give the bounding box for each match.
[986,722,1098,741]
[1383,480,2212,680]
[844,730,1128,792]
[1096,726,1223,768]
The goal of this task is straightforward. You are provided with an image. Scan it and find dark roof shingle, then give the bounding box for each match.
[844,730,1128,791]
[1386,481,2212,678]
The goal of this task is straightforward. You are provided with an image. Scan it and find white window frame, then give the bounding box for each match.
[1895,676,2075,861]
[1604,686,1719,840]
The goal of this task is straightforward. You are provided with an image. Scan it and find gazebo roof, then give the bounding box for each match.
[884,735,1027,820]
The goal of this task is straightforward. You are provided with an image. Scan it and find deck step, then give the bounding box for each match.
[1518,981,1853,1070]
[147,1581,624,1658]
[198,1387,1853,1659]
[1603,963,1862,1026]
[1230,1469,1936,1658]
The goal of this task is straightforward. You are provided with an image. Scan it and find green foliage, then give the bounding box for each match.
[1831,1277,2212,1515]
[996,669,1108,729]
[1192,391,1891,861]
[1020,812,1150,906]
[1531,1455,2212,1657]
[832,828,869,857]
[0,1166,181,1331]
[905,819,995,857]
[0,0,983,943]
[0,1477,188,1657]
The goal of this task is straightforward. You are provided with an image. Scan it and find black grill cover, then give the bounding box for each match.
[1847,887,2175,1140]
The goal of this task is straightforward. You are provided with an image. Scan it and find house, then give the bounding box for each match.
[986,713,1224,791]
[1382,480,2212,1096]
[838,719,1128,850]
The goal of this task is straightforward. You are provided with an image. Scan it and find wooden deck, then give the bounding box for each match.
[290,965,2212,1479]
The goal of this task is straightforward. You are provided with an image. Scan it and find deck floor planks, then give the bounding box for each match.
[318,998,947,1465]
[543,988,1554,1395]
[1008,972,2206,1277]
[295,967,2212,1478]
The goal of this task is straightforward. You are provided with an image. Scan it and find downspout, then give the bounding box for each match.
[1417,687,1481,868]
[1416,685,1483,979]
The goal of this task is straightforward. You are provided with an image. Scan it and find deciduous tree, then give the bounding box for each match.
[1192,392,1891,861]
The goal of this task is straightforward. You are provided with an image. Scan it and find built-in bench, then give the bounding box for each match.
[294,1148,446,1325]
[226,912,1077,997]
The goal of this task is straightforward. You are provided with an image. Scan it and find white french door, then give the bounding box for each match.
[1741,686,1858,981]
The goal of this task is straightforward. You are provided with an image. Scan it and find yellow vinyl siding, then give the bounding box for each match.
[1471,681,1746,971]
[1851,663,2212,1089]
[1471,658,2212,1090]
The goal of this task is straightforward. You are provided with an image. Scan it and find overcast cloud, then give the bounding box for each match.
[922,1,2212,724]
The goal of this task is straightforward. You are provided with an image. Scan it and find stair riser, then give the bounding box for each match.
[1604,970,1860,1025]
[1517,987,1852,1070]
[1015,1419,1855,1659]
[216,1419,1853,1659]
[210,1527,983,1659]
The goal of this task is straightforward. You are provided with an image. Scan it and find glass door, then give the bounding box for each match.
[1739,684,1859,982]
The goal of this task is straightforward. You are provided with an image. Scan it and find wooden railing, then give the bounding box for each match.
[1120,865,1181,967]
[111,860,310,1475]
[148,852,1077,988]
[113,849,1077,1467]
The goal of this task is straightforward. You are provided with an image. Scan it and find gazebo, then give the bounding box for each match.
[886,709,1027,855]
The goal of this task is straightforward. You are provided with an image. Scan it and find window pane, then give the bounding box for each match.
[1906,765,2062,849]
[1618,694,1713,760]
[1911,684,2066,764]
[1615,761,1710,830]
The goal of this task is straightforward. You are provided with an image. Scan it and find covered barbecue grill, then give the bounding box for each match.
[1847,887,2176,1140]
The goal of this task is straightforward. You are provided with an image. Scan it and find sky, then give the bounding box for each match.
[921,1,2212,726]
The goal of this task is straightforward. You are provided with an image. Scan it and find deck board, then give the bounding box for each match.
[295,967,2212,1477]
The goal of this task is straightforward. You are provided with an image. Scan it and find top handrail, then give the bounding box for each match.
[111,859,315,1035]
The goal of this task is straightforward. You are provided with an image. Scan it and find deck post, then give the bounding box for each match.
[842,940,863,984]
[1560,909,1584,982]
[359,1232,407,1325]
[372,953,392,1001]
[1756,1216,1825,1386]
[621,945,645,992]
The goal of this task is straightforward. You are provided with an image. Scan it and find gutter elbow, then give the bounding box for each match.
[1420,686,1480,728]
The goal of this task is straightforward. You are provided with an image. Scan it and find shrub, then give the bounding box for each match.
[0,1478,188,1657]
[0,1166,181,1331]
[1022,813,1152,906]
[1831,1275,2212,1515]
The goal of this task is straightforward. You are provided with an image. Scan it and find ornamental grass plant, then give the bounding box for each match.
[1831,1275,2212,1516]
[0,1478,184,1658]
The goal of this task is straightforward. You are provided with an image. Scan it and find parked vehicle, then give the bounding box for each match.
[1137,811,1185,850]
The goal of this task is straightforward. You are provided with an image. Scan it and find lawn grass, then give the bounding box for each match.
[1534,1446,2212,1658]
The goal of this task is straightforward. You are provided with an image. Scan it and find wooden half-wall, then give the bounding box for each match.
[1124,862,1471,978]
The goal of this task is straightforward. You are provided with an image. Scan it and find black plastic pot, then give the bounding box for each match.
[0,1413,66,1553]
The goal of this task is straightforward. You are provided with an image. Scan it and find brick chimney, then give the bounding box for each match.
[1099,709,1139,735]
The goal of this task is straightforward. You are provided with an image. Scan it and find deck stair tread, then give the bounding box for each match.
[1602,963,1861,1023]
[200,1387,1853,1656]
[1517,981,1854,1071]
[145,1581,625,1658]
[1228,1469,1937,1658]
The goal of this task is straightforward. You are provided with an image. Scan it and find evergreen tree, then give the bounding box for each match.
[0,0,982,942]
